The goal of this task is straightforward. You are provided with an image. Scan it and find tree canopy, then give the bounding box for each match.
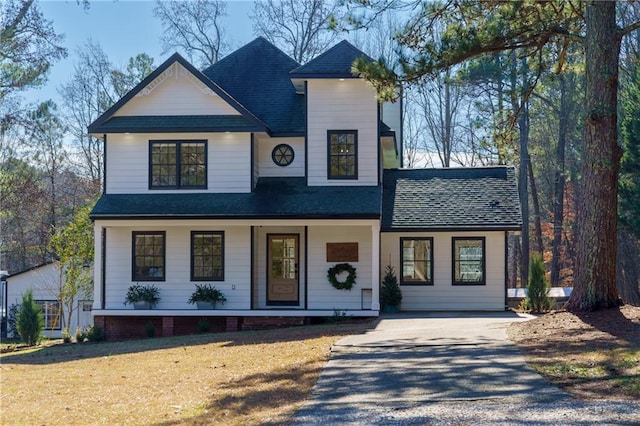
[351,0,640,311]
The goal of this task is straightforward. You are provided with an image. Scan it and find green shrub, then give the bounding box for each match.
[16,290,44,346]
[7,303,19,337]
[62,327,72,343]
[526,253,555,313]
[75,326,88,342]
[380,265,402,308]
[86,325,106,342]
[188,284,226,305]
[145,321,155,338]
[124,284,161,308]
[197,318,210,333]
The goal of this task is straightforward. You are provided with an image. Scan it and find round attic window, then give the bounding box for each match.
[271,144,295,167]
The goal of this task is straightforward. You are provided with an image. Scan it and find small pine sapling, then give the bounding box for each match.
[526,253,554,313]
[380,265,402,310]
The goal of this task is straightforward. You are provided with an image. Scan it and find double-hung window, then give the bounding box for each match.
[400,238,433,285]
[132,231,166,281]
[328,130,357,179]
[35,300,61,329]
[191,231,224,281]
[452,237,486,285]
[150,140,207,189]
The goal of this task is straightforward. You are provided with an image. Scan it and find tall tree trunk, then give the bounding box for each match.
[551,74,569,287]
[512,52,530,287]
[617,230,640,306]
[566,2,622,311]
[528,164,543,253]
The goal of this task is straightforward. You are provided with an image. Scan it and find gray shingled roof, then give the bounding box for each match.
[290,40,374,78]
[90,178,381,219]
[382,167,522,231]
[202,38,305,136]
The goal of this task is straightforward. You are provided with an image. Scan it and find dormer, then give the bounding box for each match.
[290,41,400,185]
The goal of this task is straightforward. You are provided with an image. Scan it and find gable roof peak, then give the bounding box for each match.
[88,51,268,134]
[290,39,374,79]
[205,37,300,73]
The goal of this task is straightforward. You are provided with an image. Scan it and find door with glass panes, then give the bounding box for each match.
[267,234,299,305]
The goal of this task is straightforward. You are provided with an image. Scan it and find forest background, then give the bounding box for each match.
[2,0,639,310]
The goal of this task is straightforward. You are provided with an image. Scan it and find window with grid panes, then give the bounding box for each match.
[150,141,206,189]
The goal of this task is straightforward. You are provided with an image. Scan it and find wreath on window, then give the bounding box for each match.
[327,263,357,291]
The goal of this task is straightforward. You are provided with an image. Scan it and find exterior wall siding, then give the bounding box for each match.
[113,62,240,117]
[106,132,251,194]
[306,79,379,186]
[307,226,373,310]
[380,231,506,311]
[256,136,305,178]
[6,263,93,337]
[103,225,251,310]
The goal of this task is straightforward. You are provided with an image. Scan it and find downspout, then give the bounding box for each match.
[102,134,107,194]
[304,226,308,310]
[101,228,106,310]
[304,81,309,186]
[504,231,509,311]
[250,226,255,310]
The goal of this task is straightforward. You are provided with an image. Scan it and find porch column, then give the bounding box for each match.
[93,224,103,310]
[371,223,380,311]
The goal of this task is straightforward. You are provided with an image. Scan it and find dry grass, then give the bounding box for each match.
[508,305,640,400]
[0,320,372,425]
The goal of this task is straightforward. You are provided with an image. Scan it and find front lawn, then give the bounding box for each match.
[0,321,371,425]
[508,305,640,400]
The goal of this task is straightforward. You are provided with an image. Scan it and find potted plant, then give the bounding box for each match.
[380,265,402,313]
[188,283,226,309]
[124,284,161,309]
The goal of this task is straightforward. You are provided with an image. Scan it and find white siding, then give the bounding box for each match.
[306,79,379,186]
[380,231,507,311]
[114,62,239,117]
[6,263,93,337]
[106,132,251,193]
[256,136,305,178]
[103,226,251,310]
[306,226,373,310]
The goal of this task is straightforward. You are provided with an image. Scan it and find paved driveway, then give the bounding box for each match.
[291,312,640,425]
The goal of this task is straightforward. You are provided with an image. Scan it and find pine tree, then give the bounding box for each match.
[526,253,554,313]
[16,289,44,346]
[380,265,402,310]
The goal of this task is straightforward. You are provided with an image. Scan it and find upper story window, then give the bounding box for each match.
[149,140,207,189]
[132,231,166,281]
[452,237,486,285]
[327,130,357,179]
[401,237,433,285]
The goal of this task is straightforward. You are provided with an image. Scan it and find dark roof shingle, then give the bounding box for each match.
[91,178,381,219]
[202,37,305,136]
[382,167,522,231]
[290,40,374,78]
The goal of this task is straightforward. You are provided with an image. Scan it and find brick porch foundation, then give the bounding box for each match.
[93,315,308,340]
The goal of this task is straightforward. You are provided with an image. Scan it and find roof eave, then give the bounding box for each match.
[381,224,522,232]
[91,213,381,221]
[87,125,265,135]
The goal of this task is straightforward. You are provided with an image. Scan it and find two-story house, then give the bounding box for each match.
[88,38,521,339]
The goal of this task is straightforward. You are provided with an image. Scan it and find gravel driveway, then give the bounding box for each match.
[291,312,640,425]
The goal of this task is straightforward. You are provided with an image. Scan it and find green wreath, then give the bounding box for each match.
[327,263,357,291]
